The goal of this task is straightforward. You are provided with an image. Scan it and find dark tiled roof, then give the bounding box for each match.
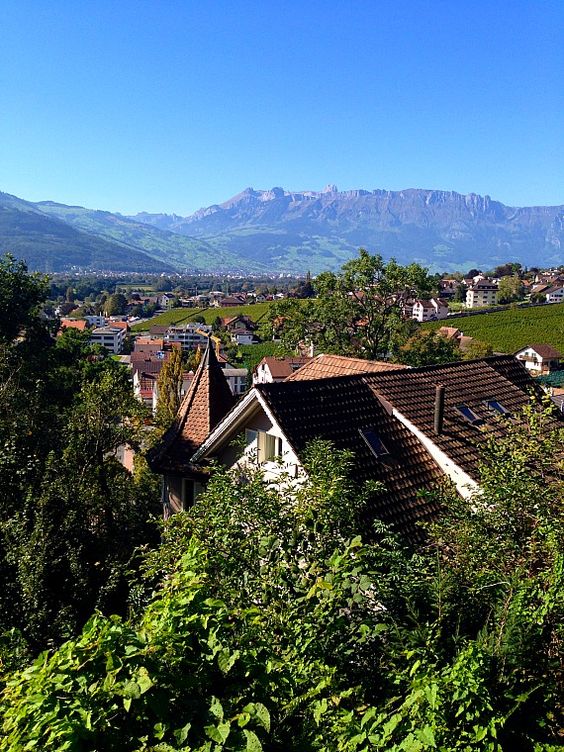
[257,377,443,542]
[256,355,558,540]
[361,355,548,479]
[148,342,235,475]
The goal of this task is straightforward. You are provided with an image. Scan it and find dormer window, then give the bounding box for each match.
[359,428,390,458]
[454,404,483,426]
[484,400,511,417]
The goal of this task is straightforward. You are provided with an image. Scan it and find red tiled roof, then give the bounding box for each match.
[148,342,235,475]
[286,354,406,380]
[59,318,88,331]
[438,327,461,340]
[359,355,550,479]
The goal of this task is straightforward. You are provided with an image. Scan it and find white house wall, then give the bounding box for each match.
[215,407,302,482]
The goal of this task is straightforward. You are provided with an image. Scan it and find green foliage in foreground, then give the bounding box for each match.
[2,404,563,751]
[423,303,564,353]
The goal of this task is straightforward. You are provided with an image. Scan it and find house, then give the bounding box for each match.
[133,369,159,407]
[217,295,247,307]
[150,347,558,541]
[90,326,126,354]
[437,326,462,341]
[411,300,435,322]
[165,323,213,351]
[466,280,498,308]
[148,344,236,514]
[544,285,564,304]
[514,344,562,375]
[84,315,106,328]
[149,325,169,338]
[411,298,449,322]
[222,367,248,396]
[209,291,226,306]
[58,318,89,334]
[253,356,312,384]
[159,293,177,310]
[439,279,461,298]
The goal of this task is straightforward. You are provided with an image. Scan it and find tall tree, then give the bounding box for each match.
[156,349,184,427]
[270,249,434,359]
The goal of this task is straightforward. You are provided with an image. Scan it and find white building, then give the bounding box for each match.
[165,323,213,351]
[90,326,126,354]
[545,285,564,304]
[412,298,449,322]
[84,314,106,328]
[514,344,562,375]
[223,367,248,396]
[466,281,498,308]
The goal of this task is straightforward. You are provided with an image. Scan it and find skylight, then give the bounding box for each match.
[454,404,483,426]
[359,428,390,458]
[485,400,511,417]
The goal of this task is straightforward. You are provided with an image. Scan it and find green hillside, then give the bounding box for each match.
[35,202,255,272]
[423,303,564,353]
[131,301,273,332]
[0,202,174,273]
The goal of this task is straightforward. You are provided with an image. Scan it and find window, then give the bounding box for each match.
[181,479,204,507]
[257,431,282,462]
[245,428,257,446]
[484,400,511,417]
[454,404,483,426]
[359,428,390,458]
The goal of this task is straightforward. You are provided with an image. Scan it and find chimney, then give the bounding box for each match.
[434,385,445,435]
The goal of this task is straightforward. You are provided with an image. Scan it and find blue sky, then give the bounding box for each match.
[1,1,562,214]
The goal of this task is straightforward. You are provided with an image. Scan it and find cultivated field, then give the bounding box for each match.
[423,303,564,353]
[131,302,274,332]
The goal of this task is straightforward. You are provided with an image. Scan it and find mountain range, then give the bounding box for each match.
[1,186,562,274]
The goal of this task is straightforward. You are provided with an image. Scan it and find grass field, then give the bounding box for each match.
[423,303,564,353]
[131,302,274,332]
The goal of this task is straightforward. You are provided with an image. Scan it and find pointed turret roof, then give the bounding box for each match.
[148,341,236,475]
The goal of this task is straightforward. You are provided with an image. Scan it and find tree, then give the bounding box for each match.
[453,282,468,303]
[395,329,461,366]
[461,338,493,359]
[0,361,159,649]
[492,262,522,278]
[154,277,173,292]
[295,270,315,298]
[0,254,48,344]
[155,349,184,427]
[103,293,127,316]
[497,275,524,304]
[270,249,434,359]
